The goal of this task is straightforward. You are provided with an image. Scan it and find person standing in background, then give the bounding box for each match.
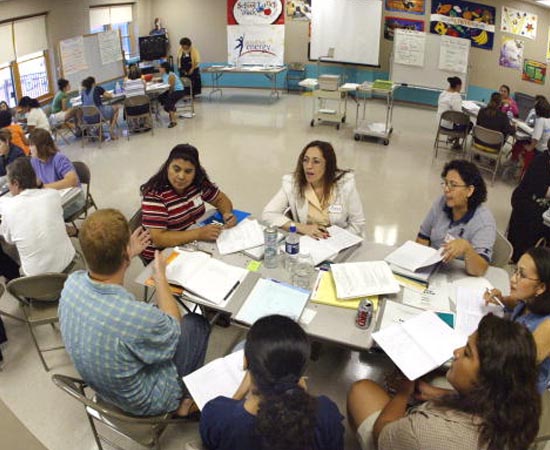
[177,37,201,97]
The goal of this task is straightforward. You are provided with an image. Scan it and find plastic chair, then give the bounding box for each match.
[286,62,306,93]
[3,273,68,371]
[469,125,505,186]
[52,374,190,450]
[491,230,513,268]
[124,95,154,140]
[80,105,108,148]
[65,161,98,228]
[433,111,470,159]
[515,92,536,121]
[128,209,151,303]
[177,77,195,118]
[531,390,550,449]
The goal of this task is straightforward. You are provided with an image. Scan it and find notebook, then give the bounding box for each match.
[385,241,444,275]
[330,261,400,299]
[216,219,265,255]
[298,225,363,266]
[310,270,378,310]
[200,209,251,226]
[455,287,503,337]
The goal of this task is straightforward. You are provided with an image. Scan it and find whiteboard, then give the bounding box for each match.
[390,30,470,93]
[59,31,125,91]
[310,0,383,66]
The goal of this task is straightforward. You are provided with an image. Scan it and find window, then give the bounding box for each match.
[0,65,15,107]
[89,5,134,59]
[17,52,50,99]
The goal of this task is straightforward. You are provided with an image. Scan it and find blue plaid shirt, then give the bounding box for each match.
[59,271,183,416]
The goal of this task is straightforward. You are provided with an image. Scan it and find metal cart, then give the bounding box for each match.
[354,83,397,145]
[310,88,348,130]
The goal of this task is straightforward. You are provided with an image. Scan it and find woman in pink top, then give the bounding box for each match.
[499,84,519,118]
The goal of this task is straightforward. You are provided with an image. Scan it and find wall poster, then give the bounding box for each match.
[384,16,425,41]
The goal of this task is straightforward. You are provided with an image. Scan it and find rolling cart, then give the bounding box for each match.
[310,89,347,130]
[354,81,397,145]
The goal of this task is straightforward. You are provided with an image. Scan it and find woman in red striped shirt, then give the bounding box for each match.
[140,144,236,262]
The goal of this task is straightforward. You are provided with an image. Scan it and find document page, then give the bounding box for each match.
[455,287,503,337]
[216,219,265,255]
[385,241,444,272]
[331,261,400,299]
[297,226,363,266]
[183,350,246,410]
[402,274,451,312]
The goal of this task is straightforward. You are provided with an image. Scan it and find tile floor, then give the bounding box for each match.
[0,88,521,450]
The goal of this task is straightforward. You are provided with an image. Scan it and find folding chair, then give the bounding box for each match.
[124,95,154,140]
[2,273,68,371]
[65,161,98,229]
[80,105,108,148]
[433,111,470,159]
[491,230,513,268]
[468,125,505,185]
[177,77,194,119]
[52,374,191,450]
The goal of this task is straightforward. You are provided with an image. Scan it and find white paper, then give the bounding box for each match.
[235,278,310,325]
[299,308,317,326]
[183,350,246,410]
[98,30,123,65]
[216,219,265,255]
[373,311,466,380]
[385,240,444,273]
[402,274,451,312]
[439,36,470,74]
[331,261,400,299]
[455,287,503,337]
[299,225,363,266]
[59,36,88,76]
[377,300,424,330]
[394,30,426,67]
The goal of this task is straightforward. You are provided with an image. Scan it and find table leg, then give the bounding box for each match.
[208,72,223,100]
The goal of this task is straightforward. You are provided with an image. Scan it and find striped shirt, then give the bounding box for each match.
[141,181,220,261]
[59,271,183,416]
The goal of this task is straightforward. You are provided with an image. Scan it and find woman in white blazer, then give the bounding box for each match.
[262,140,365,238]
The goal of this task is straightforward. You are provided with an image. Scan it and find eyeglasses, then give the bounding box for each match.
[511,267,540,282]
[440,181,468,190]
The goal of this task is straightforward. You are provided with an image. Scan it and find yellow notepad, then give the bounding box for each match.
[310,271,378,310]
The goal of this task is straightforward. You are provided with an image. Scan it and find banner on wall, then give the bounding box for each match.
[499,36,524,70]
[227,0,285,65]
[385,0,425,15]
[384,17,425,40]
[501,6,537,41]
[430,0,496,50]
[523,59,546,85]
[286,0,311,21]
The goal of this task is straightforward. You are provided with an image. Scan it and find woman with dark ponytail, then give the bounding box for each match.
[199,315,344,450]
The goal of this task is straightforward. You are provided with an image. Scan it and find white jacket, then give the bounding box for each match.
[262,172,365,236]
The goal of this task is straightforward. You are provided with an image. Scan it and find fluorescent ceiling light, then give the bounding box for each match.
[536,0,550,6]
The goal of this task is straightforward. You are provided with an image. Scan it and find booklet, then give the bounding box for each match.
[298,225,363,266]
[384,241,444,275]
[330,261,400,299]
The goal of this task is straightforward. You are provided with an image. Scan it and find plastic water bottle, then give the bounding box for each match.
[285,223,300,272]
[115,81,121,94]
[263,226,278,269]
[292,252,315,290]
[506,110,513,121]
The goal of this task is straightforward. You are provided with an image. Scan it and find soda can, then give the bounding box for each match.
[356,300,373,329]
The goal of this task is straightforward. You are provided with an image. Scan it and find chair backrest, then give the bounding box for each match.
[472,125,505,148]
[515,92,536,121]
[124,95,150,109]
[128,209,143,233]
[181,77,192,88]
[42,105,52,116]
[72,161,91,186]
[6,273,68,305]
[81,105,103,123]
[440,110,470,127]
[492,230,513,268]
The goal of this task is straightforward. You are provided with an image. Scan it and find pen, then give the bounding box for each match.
[485,288,505,308]
[224,281,240,300]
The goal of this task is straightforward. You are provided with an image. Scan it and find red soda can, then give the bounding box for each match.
[356,300,373,329]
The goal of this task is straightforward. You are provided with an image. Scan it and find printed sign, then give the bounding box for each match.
[385,0,425,15]
[384,16,425,40]
[522,59,546,85]
[501,6,537,41]
[228,0,285,25]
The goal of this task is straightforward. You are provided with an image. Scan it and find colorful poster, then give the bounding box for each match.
[385,0,425,15]
[499,36,524,70]
[501,6,537,40]
[430,0,496,50]
[228,0,285,25]
[384,16,425,40]
[286,0,311,21]
[523,59,546,85]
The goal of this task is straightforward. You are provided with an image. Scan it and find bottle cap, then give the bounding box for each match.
[290,223,296,233]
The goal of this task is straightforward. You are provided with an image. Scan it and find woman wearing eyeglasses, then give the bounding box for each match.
[416,160,496,276]
[484,246,550,394]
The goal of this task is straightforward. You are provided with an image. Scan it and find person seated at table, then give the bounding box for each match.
[200,315,344,450]
[262,140,365,238]
[0,101,9,111]
[416,159,496,276]
[123,64,150,128]
[508,145,550,262]
[81,76,120,139]
[484,247,550,393]
[157,62,184,128]
[0,158,81,279]
[347,314,541,450]
[177,37,201,97]
[59,209,210,417]
[474,92,515,152]
[0,110,30,155]
[499,84,519,118]
[28,128,85,220]
[436,77,463,129]
[18,96,51,133]
[0,129,25,177]
[50,78,80,128]
[526,95,547,127]
[140,144,237,262]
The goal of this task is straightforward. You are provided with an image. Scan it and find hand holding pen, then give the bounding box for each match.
[483,288,505,308]
[222,212,237,229]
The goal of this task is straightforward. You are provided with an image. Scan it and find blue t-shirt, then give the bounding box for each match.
[30,152,80,187]
[162,72,184,91]
[199,395,344,450]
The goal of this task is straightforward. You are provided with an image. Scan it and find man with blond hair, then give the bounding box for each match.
[59,208,210,416]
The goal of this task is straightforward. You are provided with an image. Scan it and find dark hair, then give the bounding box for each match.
[6,157,38,190]
[438,314,540,450]
[535,95,547,104]
[0,101,8,110]
[80,209,131,275]
[535,99,550,119]
[487,92,502,110]
[0,110,12,128]
[81,77,95,90]
[18,96,40,109]
[160,61,171,72]
[447,77,462,89]
[127,64,141,80]
[140,144,211,195]
[524,247,550,314]
[441,160,487,210]
[294,140,349,201]
[245,315,316,450]
[0,128,11,143]
[180,37,192,47]
[57,78,69,91]
[29,128,58,160]
[499,84,511,95]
